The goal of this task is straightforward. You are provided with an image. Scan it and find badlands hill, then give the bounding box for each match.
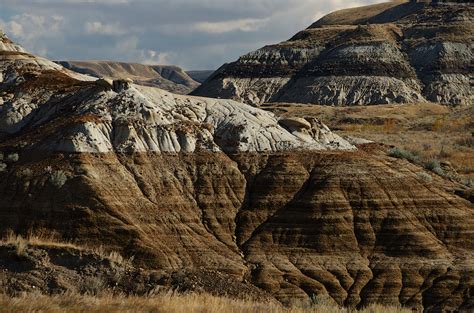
[57,61,200,95]
[193,1,473,106]
[0,31,473,312]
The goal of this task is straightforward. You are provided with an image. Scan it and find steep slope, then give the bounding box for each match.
[0,32,473,312]
[57,61,200,95]
[186,70,215,83]
[193,1,473,106]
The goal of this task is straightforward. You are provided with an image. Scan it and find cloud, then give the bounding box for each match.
[140,50,171,65]
[107,36,173,65]
[0,0,384,69]
[1,0,129,4]
[0,13,64,56]
[192,18,270,34]
[84,21,127,36]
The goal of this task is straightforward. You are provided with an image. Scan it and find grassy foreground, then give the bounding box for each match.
[0,233,411,312]
[0,293,411,313]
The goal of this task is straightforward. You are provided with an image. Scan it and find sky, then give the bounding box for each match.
[0,0,383,70]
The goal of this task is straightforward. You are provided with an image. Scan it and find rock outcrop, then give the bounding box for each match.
[0,31,473,312]
[0,36,353,154]
[193,1,473,106]
[57,61,200,95]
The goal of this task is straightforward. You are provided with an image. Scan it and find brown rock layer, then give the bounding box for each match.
[0,149,472,311]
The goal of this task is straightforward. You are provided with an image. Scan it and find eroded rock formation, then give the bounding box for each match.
[0,31,472,312]
[193,1,473,106]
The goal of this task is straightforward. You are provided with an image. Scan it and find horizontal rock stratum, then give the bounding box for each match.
[193,1,473,106]
[0,31,473,312]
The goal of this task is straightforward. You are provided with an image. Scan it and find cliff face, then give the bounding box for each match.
[193,1,473,106]
[57,61,200,95]
[0,32,473,312]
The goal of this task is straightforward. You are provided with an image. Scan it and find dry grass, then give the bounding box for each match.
[1,230,133,266]
[0,232,411,312]
[311,0,407,26]
[3,230,78,256]
[0,292,411,313]
[264,103,474,182]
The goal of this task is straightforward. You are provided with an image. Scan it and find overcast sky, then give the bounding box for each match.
[0,0,382,70]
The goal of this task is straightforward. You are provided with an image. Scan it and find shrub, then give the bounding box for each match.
[81,276,105,296]
[4,232,28,257]
[18,168,33,178]
[387,147,419,163]
[455,136,474,148]
[432,167,445,177]
[6,153,19,162]
[461,178,474,188]
[424,159,445,176]
[417,172,432,182]
[49,170,68,188]
[424,159,441,171]
[382,119,397,133]
[0,162,6,172]
[432,118,445,132]
[91,245,134,268]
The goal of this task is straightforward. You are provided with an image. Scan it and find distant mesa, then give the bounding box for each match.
[192,0,473,106]
[57,60,202,95]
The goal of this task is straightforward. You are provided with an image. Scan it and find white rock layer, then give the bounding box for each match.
[0,31,355,154]
[47,85,355,153]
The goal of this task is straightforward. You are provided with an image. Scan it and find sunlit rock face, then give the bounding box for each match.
[193,1,473,106]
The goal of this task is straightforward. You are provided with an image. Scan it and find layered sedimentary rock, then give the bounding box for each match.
[0,32,473,312]
[193,1,473,106]
[1,150,472,311]
[57,61,200,95]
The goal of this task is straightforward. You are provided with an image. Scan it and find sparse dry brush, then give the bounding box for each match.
[0,293,411,313]
[1,230,132,267]
[0,232,411,313]
[265,103,473,185]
